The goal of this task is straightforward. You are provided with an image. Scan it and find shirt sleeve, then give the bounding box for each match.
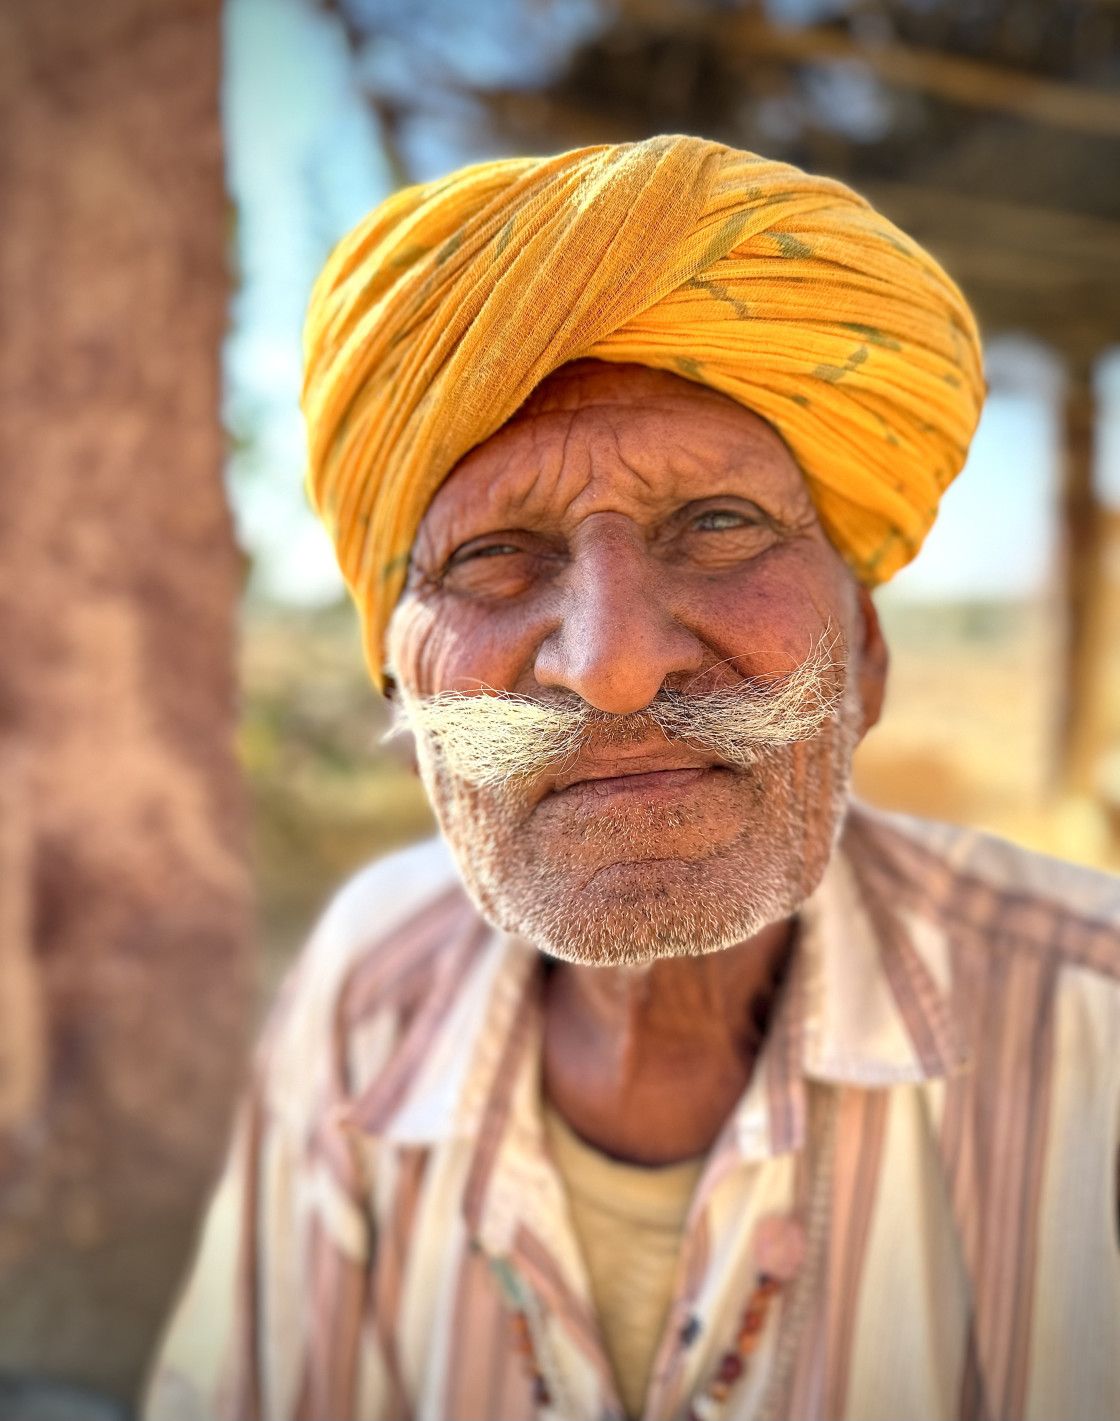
[142,1095,260,1421]
[141,970,376,1421]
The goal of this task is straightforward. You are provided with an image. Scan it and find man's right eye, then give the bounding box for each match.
[438,537,551,599]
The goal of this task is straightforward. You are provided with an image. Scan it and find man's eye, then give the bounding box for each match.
[692,509,750,531]
[455,542,521,563]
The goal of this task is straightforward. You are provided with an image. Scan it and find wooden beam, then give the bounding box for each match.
[729,15,1120,139]
[617,1,1120,139]
[1058,361,1109,796]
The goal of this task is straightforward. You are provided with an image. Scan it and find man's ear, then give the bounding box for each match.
[382,689,421,776]
[854,586,889,739]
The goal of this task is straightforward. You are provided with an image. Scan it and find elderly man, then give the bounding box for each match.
[147,138,1120,1421]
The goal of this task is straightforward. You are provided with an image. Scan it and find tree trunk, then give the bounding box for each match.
[0,0,253,1403]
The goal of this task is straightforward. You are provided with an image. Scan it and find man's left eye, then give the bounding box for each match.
[692,509,749,531]
[463,543,521,560]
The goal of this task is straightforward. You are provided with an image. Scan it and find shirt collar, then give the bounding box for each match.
[721,830,969,1167]
[363,809,969,1159]
[799,835,967,1087]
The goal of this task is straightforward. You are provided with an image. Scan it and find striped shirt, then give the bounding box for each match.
[145,803,1120,1421]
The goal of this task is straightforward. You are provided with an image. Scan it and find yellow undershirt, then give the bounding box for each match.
[543,1104,705,1420]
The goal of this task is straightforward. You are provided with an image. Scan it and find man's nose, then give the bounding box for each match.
[533,518,704,714]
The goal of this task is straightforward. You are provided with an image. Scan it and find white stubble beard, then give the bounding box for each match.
[403,671,864,966]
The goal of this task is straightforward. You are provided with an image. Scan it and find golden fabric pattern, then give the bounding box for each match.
[302,135,984,682]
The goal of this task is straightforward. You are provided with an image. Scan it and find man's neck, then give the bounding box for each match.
[541,918,795,1166]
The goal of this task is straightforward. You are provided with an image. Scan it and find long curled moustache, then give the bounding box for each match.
[393,631,843,789]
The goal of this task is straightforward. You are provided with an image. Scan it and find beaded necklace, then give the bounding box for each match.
[492,1211,804,1421]
[686,1213,805,1421]
[492,1091,839,1421]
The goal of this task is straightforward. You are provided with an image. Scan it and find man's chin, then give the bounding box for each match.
[525,918,757,968]
[464,852,807,967]
[422,736,856,965]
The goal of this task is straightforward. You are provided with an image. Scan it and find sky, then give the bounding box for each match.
[223,0,395,602]
[221,0,1120,608]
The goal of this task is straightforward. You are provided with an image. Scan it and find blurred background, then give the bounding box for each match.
[1,0,1119,1414]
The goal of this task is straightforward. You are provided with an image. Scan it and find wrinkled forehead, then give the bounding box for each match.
[512,359,742,416]
[419,358,819,528]
[505,358,795,451]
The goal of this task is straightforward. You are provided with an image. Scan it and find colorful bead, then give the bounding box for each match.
[685,1215,804,1418]
[503,1217,803,1417]
[507,1306,552,1409]
[717,1354,743,1383]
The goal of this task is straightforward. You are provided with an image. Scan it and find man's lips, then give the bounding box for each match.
[546,748,730,800]
[558,765,713,798]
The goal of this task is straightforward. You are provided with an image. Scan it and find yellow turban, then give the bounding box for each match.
[302,135,984,682]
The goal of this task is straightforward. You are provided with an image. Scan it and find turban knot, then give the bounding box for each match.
[302,135,984,681]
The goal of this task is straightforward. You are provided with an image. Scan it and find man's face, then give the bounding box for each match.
[386,361,887,964]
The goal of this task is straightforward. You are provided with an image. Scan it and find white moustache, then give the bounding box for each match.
[393,633,843,789]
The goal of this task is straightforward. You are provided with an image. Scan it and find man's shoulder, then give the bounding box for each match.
[262,837,484,1101]
[309,835,465,965]
[847,801,1120,982]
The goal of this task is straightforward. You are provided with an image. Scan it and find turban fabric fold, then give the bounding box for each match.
[302,135,984,682]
